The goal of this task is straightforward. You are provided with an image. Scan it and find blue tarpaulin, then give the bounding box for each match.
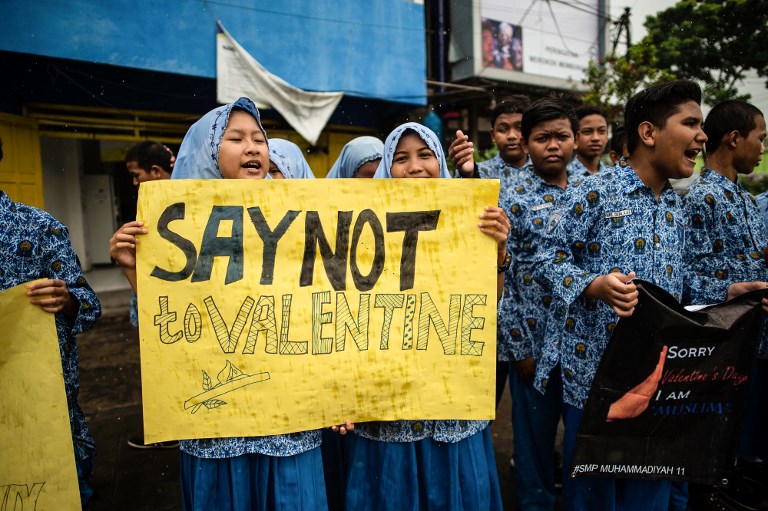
[0,0,427,105]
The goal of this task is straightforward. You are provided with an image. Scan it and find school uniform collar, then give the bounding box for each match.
[493,153,528,171]
[615,158,678,204]
[700,167,743,194]
[520,164,571,191]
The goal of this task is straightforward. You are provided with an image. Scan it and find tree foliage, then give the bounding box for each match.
[582,45,675,124]
[642,0,768,105]
[582,0,768,117]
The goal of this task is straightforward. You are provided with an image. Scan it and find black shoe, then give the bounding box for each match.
[126,437,179,449]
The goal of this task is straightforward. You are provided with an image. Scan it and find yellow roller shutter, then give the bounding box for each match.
[0,113,44,208]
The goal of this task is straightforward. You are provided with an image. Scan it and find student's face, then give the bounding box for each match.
[268,160,285,179]
[126,161,156,187]
[733,115,767,175]
[492,113,525,165]
[354,159,380,178]
[523,118,575,178]
[218,110,269,179]
[652,100,706,179]
[575,114,608,159]
[390,133,441,178]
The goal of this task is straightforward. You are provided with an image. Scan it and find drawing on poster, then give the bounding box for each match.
[184,360,270,414]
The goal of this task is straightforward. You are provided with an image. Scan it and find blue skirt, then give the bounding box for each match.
[345,427,502,511]
[180,448,327,511]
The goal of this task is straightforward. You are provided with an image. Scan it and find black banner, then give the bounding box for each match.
[572,280,765,484]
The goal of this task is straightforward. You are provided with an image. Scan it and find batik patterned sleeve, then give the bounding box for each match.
[497,187,530,361]
[500,195,533,362]
[531,184,601,306]
[682,188,732,305]
[40,218,101,335]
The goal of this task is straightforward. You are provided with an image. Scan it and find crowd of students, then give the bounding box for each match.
[3,78,767,511]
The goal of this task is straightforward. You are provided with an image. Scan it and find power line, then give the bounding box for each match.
[201,0,423,32]
[549,0,614,23]
[542,0,602,57]
[517,0,539,26]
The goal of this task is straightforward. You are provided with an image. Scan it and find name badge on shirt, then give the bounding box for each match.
[530,202,554,212]
[604,209,632,219]
[546,210,563,232]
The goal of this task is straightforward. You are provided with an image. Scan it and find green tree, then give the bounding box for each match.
[581,44,675,124]
[642,0,768,105]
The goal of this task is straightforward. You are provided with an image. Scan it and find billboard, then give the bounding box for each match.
[452,0,605,89]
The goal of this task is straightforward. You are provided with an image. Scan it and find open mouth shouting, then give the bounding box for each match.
[684,148,701,166]
[241,159,263,175]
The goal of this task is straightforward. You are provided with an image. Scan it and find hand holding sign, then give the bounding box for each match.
[26,278,77,322]
[109,220,147,291]
[727,281,768,313]
[330,421,355,435]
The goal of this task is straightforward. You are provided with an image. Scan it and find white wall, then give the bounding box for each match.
[40,137,90,270]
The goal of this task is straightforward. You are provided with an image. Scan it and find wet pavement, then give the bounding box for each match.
[77,288,521,510]
[79,290,181,511]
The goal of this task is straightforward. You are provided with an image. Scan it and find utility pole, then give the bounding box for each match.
[610,7,632,59]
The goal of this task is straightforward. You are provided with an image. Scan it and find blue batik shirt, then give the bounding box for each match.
[475,154,528,196]
[129,291,138,327]
[566,156,610,179]
[531,161,687,408]
[683,168,768,359]
[497,165,579,362]
[0,191,100,465]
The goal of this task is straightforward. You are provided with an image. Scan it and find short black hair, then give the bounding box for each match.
[624,80,702,154]
[704,100,764,154]
[491,95,531,128]
[521,97,579,142]
[125,141,172,174]
[610,126,626,155]
[575,105,606,122]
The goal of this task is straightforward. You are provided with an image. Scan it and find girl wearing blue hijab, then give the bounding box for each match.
[267,138,315,179]
[111,98,326,511]
[346,122,509,511]
[326,136,383,178]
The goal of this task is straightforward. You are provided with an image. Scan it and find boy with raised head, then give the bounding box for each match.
[121,140,173,330]
[115,140,177,450]
[683,100,768,473]
[448,95,531,191]
[567,105,610,178]
[684,100,767,307]
[498,97,581,510]
[124,140,173,185]
[531,80,708,509]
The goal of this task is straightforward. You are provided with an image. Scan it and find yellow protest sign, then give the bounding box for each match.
[137,179,499,443]
[0,282,81,510]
